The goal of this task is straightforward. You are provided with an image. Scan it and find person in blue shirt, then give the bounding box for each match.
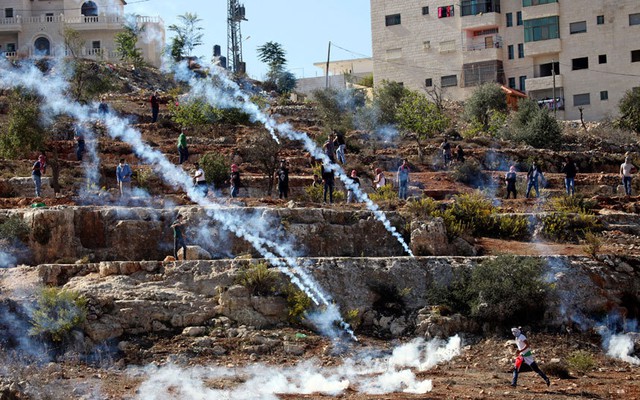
[116,158,132,197]
[397,159,410,200]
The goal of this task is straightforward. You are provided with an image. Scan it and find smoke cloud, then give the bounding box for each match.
[0,251,17,268]
[606,333,640,365]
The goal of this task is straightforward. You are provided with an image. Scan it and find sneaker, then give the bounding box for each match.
[510,383,517,387]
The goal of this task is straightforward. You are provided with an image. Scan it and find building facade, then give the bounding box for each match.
[0,0,164,67]
[371,0,640,120]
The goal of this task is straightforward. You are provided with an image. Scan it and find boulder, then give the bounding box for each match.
[8,177,54,198]
[177,245,212,260]
[410,218,450,256]
[182,326,207,337]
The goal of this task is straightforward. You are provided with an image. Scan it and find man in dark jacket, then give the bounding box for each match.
[275,159,289,199]
[321,163,334,204]
[561,157,578,196]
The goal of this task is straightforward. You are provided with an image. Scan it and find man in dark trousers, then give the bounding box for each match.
[561,157,578,196]
[321,163,334,204]
[171,215,187,260]
[150,90,160,123]
[275,159,289,199]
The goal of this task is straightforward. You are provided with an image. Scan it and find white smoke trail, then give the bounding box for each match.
[606,333,640,365]
[173,62,414,257]
[0,58,354,339]
[133,335,462,399]
[0,251,17,268]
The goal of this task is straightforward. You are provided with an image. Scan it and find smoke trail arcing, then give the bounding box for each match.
[0,58,355,340]
[172,62,414,257]
[133,335,462,399]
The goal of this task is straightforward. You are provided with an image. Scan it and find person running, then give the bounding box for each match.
[347,169,360,204]
[373,168,386,191]
[397,159,410,200]
[620,157,636,196]
[193,162,208,197]
[275,159,289,199]
[335,132,346,164]
[32,154,43,198]
[321,163,334,204]
[511,327,550,388]
[440,138,452,167]
[561,157,578,196]
[526,162,545,198]
[171,215,187,260]
[150,90,160,123]
[505,166,517,199]
[230,163,241,198]
[177,130,189,165]
[116,158,132,198]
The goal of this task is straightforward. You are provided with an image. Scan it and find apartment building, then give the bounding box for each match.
[371,0,640,120]
[0,0,164,67]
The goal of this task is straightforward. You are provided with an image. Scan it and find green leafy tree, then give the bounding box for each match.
[168,97,219,128]
[312,87,364,132]
[115,16,145,67]
[618,87,640,133]
[396,90,450,160]
[0,91,46,158]
[69,61,115,103]
[199,152,229,188]
[373,80,409,125]
[62,27,85,59]
[276,71,297,94]
[242,130,281,196]
[168,12,204,62]
[515,108,562,149]
[257,42,296,93]
[464,83,507,130]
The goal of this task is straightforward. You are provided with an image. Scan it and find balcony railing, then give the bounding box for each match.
[0,14,161,27]
[461,0,501,16]
[464,35,502,51]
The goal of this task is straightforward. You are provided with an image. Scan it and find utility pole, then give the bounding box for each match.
[227,0,247,74]
[552,59,556,118]
[325,41,331,88]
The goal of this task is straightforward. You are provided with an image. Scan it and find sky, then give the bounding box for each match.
[126,0,373,80]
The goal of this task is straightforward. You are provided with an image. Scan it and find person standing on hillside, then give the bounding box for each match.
[440,137,452,168]
[171,215,187,260]
[321,163,334,204]
[177,130,189,165]
[373,168,386,191]
[116,158,132,198]
[335,132,347,164]
[323,134,336,163]
[397,159,410,200]
[193,162,208,197]
[561,157,578,196]
[526,162,545,198]
[275,159,290,199]
[346,169,360,203]
[620,157,636,196]
[229,163,241,198]
[32,154,43,198]
[150,90,160,123]
[511,327,550,388]
[75,129,86,161]
[505,166,518,199]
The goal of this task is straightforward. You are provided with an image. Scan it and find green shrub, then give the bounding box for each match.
[0,91,46,159]
[426,267,472,315]
[284,284,312,323]
[583,231,601,258]
[0,215,30,243]
[304,184,345,203]
[446,192,496,235]
[540,211,601,242]
[490,214,532,240]
[29,287,88,342]
[396,90,450,140]
[311,87,361,132]
[544,363,572,379]
[369,184,398,201]
[404,197,440,219]
[136,166,158,191]
[452,159,489,186]
[550,195,597,214]
[617,87,640,133]
[463,83,507,131]
[566,350,596,374]
[199,152,229,188]
[373,80,409,125]
[169,97,219,127]
[515,108,562,150]
[235,262,280,296]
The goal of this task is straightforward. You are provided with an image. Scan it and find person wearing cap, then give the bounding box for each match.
[193,162,208,196]
[230,163,241,198]
[397,159,410,200]
[177,130,189,164]
[346,170,360,204]
[150,90,160,122]
[505,166,517,199]
[275,159,289,199]
[510,327,550,388]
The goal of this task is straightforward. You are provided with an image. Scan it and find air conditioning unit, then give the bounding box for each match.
[423,41,431,50]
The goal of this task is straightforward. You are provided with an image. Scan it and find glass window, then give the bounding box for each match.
[425,78,433,87]
[517,11,523,25]
[632,50,640,63]
[441,75,458,87]
[385,14,401,26]
[422,6,429,15]
[461,1,500,17]
[524,16,560,42]
[570,21,587,34]
[523,0,557,6]
[600,91,608,101]
[92,41,101,49]
[506,13,513,27]
[597,15,604,25]
[437,5,455,18]
[519,76,526,91]
[508,77,516,88]
[630,13,640,26]
[572,57,589,70]
[518,43,524,58]
[5,8,13,18]
[599,54,607,64]
[573,93,590,106]
[508,45,514,60]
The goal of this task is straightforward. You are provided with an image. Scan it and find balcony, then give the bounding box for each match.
[0,17,23,32]
[524,38,561,56]
[461,0,501,29]
[526,74,563,92]
[463,36,503,63]
[64,15,126,31]
[522,1,559,20]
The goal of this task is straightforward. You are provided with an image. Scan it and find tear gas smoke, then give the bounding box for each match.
[0,58,354,340]
[133,335,462,399]
[173,61,414,256]
[0,251,17,268]
[605,333,640,365]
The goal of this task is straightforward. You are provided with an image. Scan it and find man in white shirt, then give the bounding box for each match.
[193,162,208,197]
[511,327,550,387]
[620,157,636,196]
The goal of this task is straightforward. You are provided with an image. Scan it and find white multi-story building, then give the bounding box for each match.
[0,0,164,67]
[371,0,640,120]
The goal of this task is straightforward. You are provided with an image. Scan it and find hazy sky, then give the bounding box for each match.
[126,0,373,80]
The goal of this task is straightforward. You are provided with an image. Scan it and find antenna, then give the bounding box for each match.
[227,0,247,74]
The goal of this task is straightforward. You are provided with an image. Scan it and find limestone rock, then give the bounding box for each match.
[410,218,450,256]
[177,245,212,261]
[182,326,207,337]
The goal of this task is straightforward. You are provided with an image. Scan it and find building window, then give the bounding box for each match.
[92,41,101,49]
[422,6,429,15]
[45,13,54,22]
[538,62,559,77]
[506,13,513,27]
[6,43,15,52]
[570,21,587,34]
[508,45,514,59]
[81,1,99,17]
[597,15,604,25]
[385,14,401,26]
[508,77,516,88]
[524,16,560,42]
[437,5,455,18]
[5,8,13,18]
[523,0,557,6]
[632,50,640,63]
[425,78,433,87]
[517,11,523,25]
[439,40,456,52]
[599,54,607,64]
[386,48,402,59]
[572,57,589,70]
[573,93,590,106]
[461,0,500,16]
[630,13,640,26]
[518,43,524,58]
[519,76,526,91]
[441,74,458,87]
[600,91,608,101]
